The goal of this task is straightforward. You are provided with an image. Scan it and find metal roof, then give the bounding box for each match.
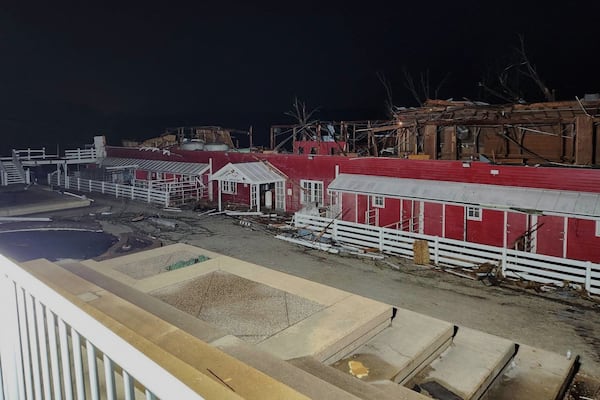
[211,162,286,184]
[329,173,600,218]
[100,157,209,176]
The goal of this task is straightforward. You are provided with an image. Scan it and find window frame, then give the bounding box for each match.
[221,180,238,195]
[372,195,385,208]
[300,179,324,205]
[466,206,482,221]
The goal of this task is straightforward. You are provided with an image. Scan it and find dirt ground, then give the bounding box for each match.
[8,192,600,385]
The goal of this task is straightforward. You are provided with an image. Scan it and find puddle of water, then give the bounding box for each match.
[0,230,118,262]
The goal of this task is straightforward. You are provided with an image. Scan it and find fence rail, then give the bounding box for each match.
[0,254,205,399]
[49,173,170,206]
[294,213,600,296]
[64,148,97,160]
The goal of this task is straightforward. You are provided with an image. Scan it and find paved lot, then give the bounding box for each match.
[3,190,599,380]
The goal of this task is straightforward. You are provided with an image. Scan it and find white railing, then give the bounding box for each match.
[49,173,170,207]
[13,148,58,160]
[64,148,98,161]
[294,213,600,296]
[0,254,205,399]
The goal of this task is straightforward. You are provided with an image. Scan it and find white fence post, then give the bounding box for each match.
[131,186,134,200]
[0,276,25,399]
[585,261,592,293]
[89,180,92,192]
[434,237,440,265]
[501,247,508,277]
[101,181,105,194]
[77,178,81,191]
[116,184,119,198]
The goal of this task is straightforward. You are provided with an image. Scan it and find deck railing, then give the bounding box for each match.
[294,213,600,296]
[0,254,205,399]
[64,148,98,161]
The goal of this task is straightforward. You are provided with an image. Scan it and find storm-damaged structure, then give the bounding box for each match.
[271,98,600,166]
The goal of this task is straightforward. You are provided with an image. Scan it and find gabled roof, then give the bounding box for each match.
[328,173,600,218]
[211,161,286,184]
[100,157,210,176]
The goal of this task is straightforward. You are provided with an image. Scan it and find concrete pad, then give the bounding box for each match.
[485,344,577,400]
[289,356,429,400]
[258,294,393,362]
[0,187,91,216]
[333,308,455,383]
[409,327,516,400]
[151,270,325,344]
[214,256,351,306]
[212,335,364,400]
[61,261,227,343]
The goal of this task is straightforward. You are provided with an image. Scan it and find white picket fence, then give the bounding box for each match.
[0,254,205,399]
[49,174,170,206]
[294,213,600,296]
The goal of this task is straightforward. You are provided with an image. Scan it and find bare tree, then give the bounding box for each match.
[479,35,555,103]
[376,71,395,117]
[284,97,320,140]
[402,67,450,106]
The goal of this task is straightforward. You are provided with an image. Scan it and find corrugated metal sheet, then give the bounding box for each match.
[329,173,600,218]
[101,157,209,176]
[211,161,286,184]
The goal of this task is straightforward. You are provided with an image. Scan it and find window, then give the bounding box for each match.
[300,180,324,205]
[372,195,385,208]
[222,180,237,194]
[466,206,482,221]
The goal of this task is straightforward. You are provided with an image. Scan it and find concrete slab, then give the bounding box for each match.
[333,308,455,383]
[61,261,227,343]
[289,356,429,400]
[485,344,577,400]
[258,294,393,362]
[151,270,325,344]
[0,186,91,216]
[212,335,364,400]
[409,327,516,400]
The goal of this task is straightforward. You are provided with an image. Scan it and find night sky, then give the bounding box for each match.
[1,1,599,153]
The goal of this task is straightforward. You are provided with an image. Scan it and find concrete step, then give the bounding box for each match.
[407,327,516,400]
[289,355,429,400]
[484,344,577,400]
[212,336,365,400]
[257,294,393,363]
[331,308,455,384]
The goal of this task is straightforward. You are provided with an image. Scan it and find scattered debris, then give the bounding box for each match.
[0,217,52,222]
[348,360,369,379]
[131,214,144,222]
[148,218,178,230]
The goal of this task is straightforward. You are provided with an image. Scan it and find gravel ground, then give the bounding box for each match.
[9,192,600,381]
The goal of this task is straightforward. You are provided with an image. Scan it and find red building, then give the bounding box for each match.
[106,145,600,263]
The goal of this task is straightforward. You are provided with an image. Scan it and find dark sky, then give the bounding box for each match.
[1,1,599,151]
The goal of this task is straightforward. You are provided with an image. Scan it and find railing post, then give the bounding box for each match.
[77,177,81,191]
[585,261,592,293]
[89,180,92,192]
[332,219,338,241]
[116,184,119,198]
[434,237,440,265]
[501,247,508,276]
[378,227,384,251]
[101,181,105,194]
[0,275,25,399]
[131,186,134,200]
[25,169,31,184]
